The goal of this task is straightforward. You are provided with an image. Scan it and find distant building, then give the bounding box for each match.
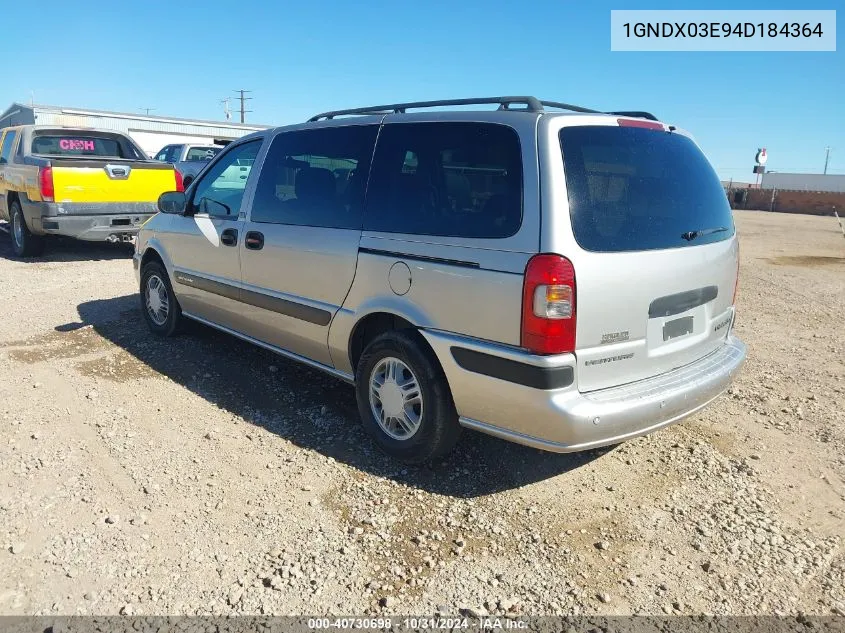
[760,172,845,193]
[0,103,271,157]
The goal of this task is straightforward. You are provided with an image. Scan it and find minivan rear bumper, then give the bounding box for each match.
[421,330,746,453]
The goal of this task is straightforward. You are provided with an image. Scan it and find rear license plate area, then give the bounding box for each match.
[663,316,694,341]
[111,218,131,226]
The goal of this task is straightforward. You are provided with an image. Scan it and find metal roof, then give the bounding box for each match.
[0,102,272,134]
[26,103,272,129]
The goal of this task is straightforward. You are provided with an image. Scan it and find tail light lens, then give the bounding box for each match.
[39,166,54,202]
[174,170,185,192]
[521,254,576,355]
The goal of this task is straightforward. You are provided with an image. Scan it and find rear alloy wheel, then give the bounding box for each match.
[140,261,182,336]
[369,356,424,441]
[355,330,461,463]
[9,200,45,257]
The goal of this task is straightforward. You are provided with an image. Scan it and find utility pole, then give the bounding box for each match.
[824,146,832,175]
[234,90,252,123]
[220,97,231,121]
[140,107,156,115]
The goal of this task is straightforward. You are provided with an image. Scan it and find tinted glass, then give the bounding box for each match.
[31,135,123,157]
[154,146,172,162]
[190,140,262,217]
[0,131,17,163]
[251,126,379,229]
[364,122,523,238]
[560,126,735,252]
[185,146,222,161]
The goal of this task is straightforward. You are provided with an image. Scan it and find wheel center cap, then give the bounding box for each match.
[380,381,404,418]
[149,292,162,311]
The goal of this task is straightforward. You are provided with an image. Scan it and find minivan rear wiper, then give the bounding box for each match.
[681,226,729,241]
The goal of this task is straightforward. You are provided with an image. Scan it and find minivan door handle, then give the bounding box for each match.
[245,231,264,250]
[220,228,238,247]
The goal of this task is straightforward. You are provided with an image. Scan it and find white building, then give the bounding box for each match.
[0,103,271,157]
[760,172,845,193]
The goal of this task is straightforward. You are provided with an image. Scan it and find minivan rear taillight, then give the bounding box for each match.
[521,254,576,355]
[39,166,54,202]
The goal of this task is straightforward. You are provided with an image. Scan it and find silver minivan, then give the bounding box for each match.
[134,96,746,463]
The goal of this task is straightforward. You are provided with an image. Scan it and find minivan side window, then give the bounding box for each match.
[0,131,17,164]
[189,139,262,218]
[251,125,379,229]
[364,122,523,239]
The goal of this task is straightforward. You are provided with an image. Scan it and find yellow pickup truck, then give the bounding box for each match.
[0,125,183,256]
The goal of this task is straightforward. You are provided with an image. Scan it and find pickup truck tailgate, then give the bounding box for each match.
[52,160,178,205]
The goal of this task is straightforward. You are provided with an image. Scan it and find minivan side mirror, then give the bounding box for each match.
[158,191,187,215]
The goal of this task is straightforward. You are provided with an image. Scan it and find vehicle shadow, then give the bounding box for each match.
[66,294,609,497]
[0,224,134,262]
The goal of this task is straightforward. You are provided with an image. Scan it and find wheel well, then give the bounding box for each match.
[349,312,416,371]
[6,191,20,216]
[140,248,165,271]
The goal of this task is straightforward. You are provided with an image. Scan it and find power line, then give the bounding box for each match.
[234,89,253,123]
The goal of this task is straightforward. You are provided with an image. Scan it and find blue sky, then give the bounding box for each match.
[1,0,841,181]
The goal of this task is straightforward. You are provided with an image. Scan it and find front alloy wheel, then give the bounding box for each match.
[145,274,170,326]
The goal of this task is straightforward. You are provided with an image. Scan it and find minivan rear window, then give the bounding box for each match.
[560,126,734,252]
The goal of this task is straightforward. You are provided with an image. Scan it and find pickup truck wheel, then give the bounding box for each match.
[140,261,182,336]
[355,330,461,463]
[9,200,45,257]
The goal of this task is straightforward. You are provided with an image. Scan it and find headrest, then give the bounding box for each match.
[295,167,335,201]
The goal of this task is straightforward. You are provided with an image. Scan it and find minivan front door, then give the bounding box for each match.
[161,138,263,332]
[237,125,379,366]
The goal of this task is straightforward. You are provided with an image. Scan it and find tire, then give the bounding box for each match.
[9,200,45,257]
[355,330,461,463]
[140,261,182,336]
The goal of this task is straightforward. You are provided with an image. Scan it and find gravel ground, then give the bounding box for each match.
[0,210,843,617]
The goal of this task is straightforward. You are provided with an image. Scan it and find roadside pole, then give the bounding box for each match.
[834,209,845,240]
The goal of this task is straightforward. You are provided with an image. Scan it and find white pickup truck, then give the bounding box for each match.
[153,143,224,186]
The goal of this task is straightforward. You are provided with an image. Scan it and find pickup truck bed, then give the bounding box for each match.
[0,125,182,255]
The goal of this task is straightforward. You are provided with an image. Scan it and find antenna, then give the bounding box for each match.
[234,89,253,123]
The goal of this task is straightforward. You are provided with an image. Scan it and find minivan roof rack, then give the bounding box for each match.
[307,96,616,122]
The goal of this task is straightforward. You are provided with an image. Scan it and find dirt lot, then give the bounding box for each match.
[0,210,843,617]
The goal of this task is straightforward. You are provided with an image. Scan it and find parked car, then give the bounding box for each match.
[0,125,183,256]
[153,143,223,186]
[135,96,746,463]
